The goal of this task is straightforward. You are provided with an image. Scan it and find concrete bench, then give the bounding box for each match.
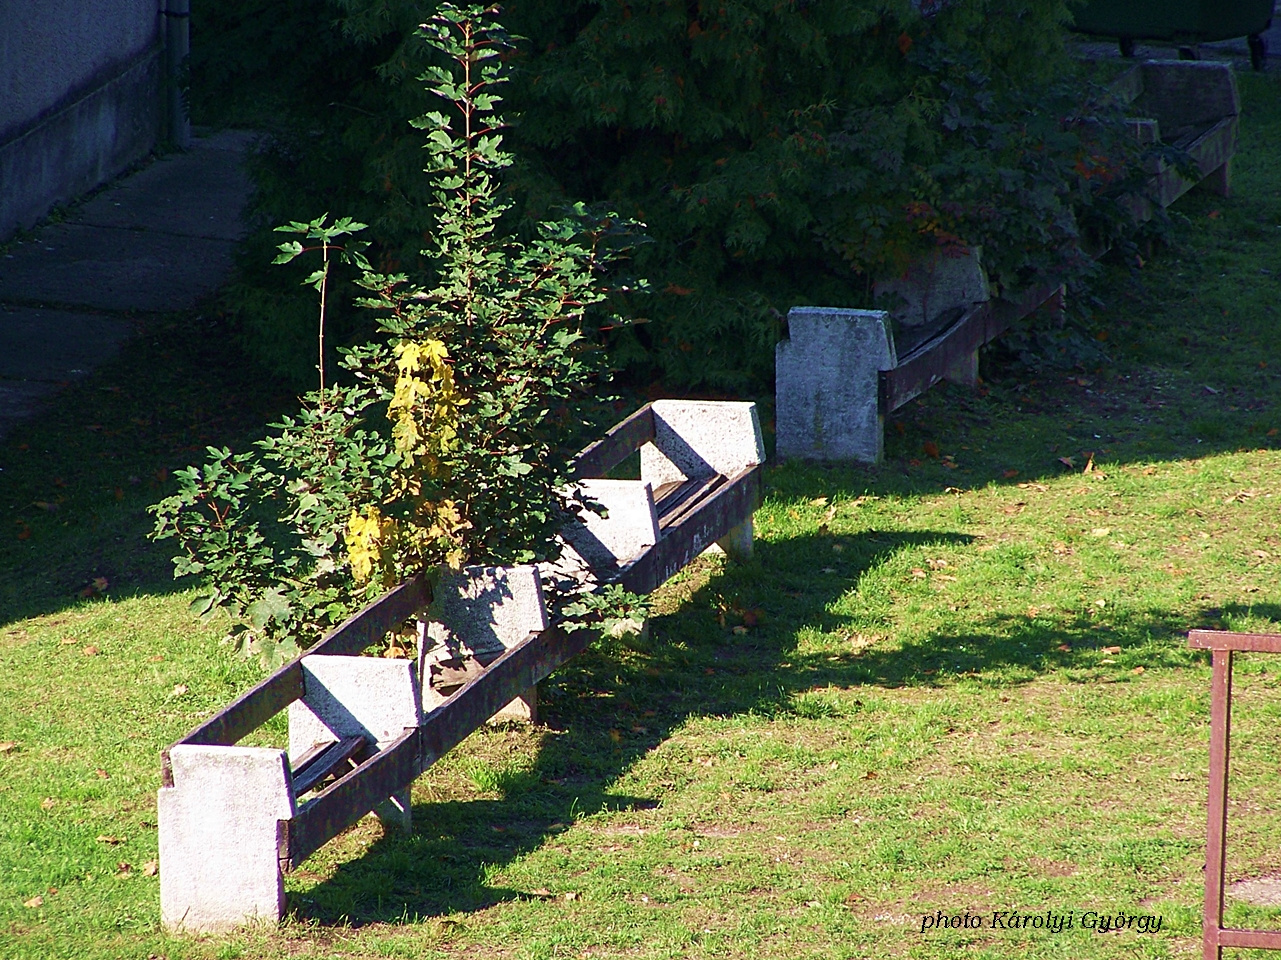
[158,399,765,933]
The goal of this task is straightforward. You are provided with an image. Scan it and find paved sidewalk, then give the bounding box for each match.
[0,129,254,438]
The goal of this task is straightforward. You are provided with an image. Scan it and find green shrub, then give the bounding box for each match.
[154,5,645,664]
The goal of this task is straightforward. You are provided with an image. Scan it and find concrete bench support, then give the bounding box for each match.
[420,564,549,721]
[158,746,295,934]
[775,308,896,464]
[641,399,765,559]
[288,656,422,831]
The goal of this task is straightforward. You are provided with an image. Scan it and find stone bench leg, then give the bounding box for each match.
[421,565,549,723]
[640,399,765,559]
[288,655,423,833]
[158,745,295,933]
[775,307,896,464]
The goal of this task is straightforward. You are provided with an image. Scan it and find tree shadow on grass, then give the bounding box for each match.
[290,528,979,924]
[0,311,297,626]
[289,530,1281,925]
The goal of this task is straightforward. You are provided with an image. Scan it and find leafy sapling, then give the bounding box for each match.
[272,215,370,406]
[151,3,647,665]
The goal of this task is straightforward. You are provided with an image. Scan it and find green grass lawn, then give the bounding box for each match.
[4,70,1281,960]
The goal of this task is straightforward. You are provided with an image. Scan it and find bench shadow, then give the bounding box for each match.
[288,528,978,924]
[288,523,1281,925]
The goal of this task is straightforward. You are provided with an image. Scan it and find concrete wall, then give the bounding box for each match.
[0,0,164,238]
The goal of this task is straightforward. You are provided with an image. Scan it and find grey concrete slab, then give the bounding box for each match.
[71,129,256,241]
[0,127,252,433]
[0,223,237,312]
[0,305,132,380]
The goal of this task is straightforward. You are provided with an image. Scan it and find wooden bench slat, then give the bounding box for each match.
[620,465,762,595]
[570,404,655,479]
[656,474,727,531]
[164,572,431,781]
[290,735,368,797]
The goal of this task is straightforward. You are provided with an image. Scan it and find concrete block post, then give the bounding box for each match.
[420,565,549,722]
[874,246,989,330]
[287,656,423,832]
[640,400,765,560]
[158,746,296,933]
[560,479,660,573]
[775,307,897,464]
[875,247,989,388]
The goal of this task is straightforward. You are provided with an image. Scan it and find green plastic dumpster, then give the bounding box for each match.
[1072,0,1273,69]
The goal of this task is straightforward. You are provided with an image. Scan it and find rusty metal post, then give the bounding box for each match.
[1204,648,1233,960]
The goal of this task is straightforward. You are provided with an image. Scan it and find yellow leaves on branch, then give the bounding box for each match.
[345,505,399,585]
[389,338,464,473]
[349,338,473,581]
[412,498,469,570]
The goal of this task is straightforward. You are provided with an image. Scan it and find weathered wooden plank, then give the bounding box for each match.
[570,404,655,479]
[290,735,368,797]
[164,571,431,782]
[1153,116,1237,207]
[419,624,593,769]
[1218,928,1281,950]
[657,475,727,531]
[1188,629,1281,654]
[168,662,305,767]
[881,284,1061,414]
[284,728,420,870]
[618,465,762,595]
[654,474,724,529]
[308,571,432,658]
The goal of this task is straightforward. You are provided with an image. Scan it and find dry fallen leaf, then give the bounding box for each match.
[531,887,553,898]
[40,797,56,810]
[0,741,17,754]
[911,568,928,579]
[23,895,42,909]
[1131,666,1145,675]
[1002,469,1019,479]
[732,625,748,635]
[170,684,188,697]
[563,892,579,901]
[60,637,78,645]
[96,835,124,845]
[1102,646,1122,655]
[809,497,829,507]
[1091,527,1111,537]
[922,441,940,458]
[116,862,132,877]
[82,645,99,656]
[95,769,110,779]
[1057,644,1072,652]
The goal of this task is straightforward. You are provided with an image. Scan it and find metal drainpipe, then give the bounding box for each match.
[163,0,191,147]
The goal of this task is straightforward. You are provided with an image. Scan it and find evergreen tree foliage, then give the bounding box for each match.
[191,0,1147,392]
